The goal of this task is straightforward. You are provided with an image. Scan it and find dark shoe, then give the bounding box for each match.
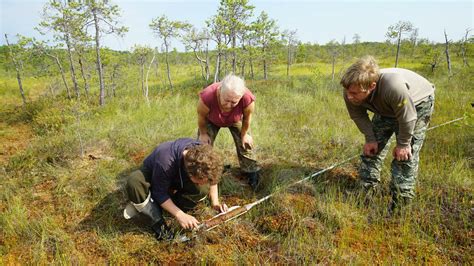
[388,196,412,217]
[357,185,380,207]
[151,219,174,241]
[246,171,260,190]
[141,199,164,224]
[223,164,231,173]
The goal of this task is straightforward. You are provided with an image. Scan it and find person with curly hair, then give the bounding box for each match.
[123,138,227,240]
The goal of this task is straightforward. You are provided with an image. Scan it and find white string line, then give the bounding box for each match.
[426,117,466,131]
[218,116,467,220]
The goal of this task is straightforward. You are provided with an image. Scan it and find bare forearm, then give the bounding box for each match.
[209,184,219,205]
[241,102,255,137]
[197,99,210,135]
[160,199,184,218]
[241,118,251,137]
[198,115,208,135]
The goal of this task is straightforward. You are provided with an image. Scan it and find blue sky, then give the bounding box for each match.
[1,0,472,51]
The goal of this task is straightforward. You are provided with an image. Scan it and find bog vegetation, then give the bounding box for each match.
[1,0,473,264]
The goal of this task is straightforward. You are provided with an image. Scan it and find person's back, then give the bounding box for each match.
[123,138,226,240]
[379,68,434,105]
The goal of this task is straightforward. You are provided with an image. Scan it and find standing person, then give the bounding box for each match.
[340,56,435,214]
[197,74,261,189]
[123,138,227,240]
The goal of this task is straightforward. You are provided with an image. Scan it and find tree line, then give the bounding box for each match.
[2,0,472,106]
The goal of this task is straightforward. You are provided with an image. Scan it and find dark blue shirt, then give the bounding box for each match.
[142,138,201,205]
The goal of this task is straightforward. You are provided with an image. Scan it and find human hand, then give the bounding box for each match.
[199,133,211,145]
[212,202,229,213]
[242,134,254,150]
[393,145,412,161]
[363,142,378,156]
[175,211,200,230]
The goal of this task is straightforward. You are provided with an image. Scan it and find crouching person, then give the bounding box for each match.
[123,138,228,240]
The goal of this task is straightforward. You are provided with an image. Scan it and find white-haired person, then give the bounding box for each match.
[197,74,261,190]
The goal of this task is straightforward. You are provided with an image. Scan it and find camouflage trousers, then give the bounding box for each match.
[199,121,260,173]
[359,95,435,200]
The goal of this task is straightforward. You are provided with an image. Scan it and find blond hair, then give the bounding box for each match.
[340,56,380,91]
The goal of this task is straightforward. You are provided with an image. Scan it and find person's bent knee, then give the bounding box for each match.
[126,170,149,203]
[126,170,146,189]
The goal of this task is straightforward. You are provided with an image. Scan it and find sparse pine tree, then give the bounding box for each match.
[83,0,128,106]
[149,15,190,89]
[253,11,279,80]
[386,20,414,67]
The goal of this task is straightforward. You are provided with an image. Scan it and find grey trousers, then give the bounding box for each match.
[125,169,198,212]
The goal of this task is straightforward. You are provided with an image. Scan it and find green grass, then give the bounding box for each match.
[0,56,473,264]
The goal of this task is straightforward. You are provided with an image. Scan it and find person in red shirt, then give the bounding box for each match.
[197,74,260,189]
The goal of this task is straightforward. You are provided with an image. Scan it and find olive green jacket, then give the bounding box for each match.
[344,68,435,147]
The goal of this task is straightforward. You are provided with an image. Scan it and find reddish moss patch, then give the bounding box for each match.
[129,148,147,165]
[0,122,33,164]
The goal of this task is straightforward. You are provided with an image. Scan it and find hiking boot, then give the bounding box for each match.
[357,185,380,207]
[223,164,231,173]
[388,196,412,217]
[151,219,174,241]
[246,171,260,190]
[140,198,164,224]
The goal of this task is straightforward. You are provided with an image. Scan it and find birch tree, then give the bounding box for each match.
[132,45,152,101]
[145,48,157,101]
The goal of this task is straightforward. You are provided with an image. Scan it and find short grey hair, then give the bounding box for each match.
[220,74,246,96]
